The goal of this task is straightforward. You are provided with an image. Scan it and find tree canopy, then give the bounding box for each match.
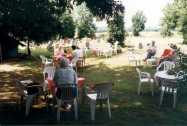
[0,0,61,42]
[0,0,124,43]
[59,13,76,39]
[75,3,96,39]
[160,0,187,44]
[131,11,147,36]
[108,12,125,46]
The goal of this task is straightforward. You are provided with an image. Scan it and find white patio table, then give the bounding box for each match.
[154,71,177,86]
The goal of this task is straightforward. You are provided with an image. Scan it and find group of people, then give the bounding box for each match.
[144,41,177,65]
[44,56,78,110]
[44,39,85,110]
[53,42,84,66]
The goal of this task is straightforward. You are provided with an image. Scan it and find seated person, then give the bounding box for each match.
[144,41,157,61]
[64,47,73,62]
[53,58,77,109]
[158,44,175,64]
[161,49,174,59]
[53,58,77,87]
[54,46,65,61]
[71,45,79,67]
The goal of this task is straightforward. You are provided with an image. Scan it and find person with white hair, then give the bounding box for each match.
[53,57,78,110]
[53,57,77,87]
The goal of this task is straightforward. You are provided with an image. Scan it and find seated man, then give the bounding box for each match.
[144,41,157,61]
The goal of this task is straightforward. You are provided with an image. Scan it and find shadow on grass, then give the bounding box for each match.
[0,61,187,125]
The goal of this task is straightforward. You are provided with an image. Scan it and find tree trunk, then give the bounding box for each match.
[0,43,2,63]
[183,31,187,44]
[27,41,31,56]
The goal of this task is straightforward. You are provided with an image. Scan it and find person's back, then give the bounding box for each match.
[54,67,77,86]
[53,58,77,87]
[53,58,77,110]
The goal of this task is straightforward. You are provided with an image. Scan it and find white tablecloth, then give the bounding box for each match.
[155,71,176,80]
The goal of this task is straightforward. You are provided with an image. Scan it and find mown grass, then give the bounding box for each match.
[1,47,187,125]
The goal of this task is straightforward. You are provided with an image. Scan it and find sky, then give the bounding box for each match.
[95,0,173,30]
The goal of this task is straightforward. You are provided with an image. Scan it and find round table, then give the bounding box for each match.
[154,71,177,86]
[155,71,176,80]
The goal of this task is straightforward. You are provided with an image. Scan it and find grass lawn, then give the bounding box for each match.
[0,48,187,125]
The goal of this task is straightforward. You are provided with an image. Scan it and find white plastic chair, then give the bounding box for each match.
[101,48,113,58]
[156,61,175,71]
[40,55,47,64]
[146,56,157,66]
[159,79,178,108]
[136,68,154,96]
[56,84,78,122]
[40,55,53,67]
[128,51,141,67]
[43,66,55,91]
[87,82,113,121]
[43,66,55,80]
[15,79,39,116]
[159,71,187,108]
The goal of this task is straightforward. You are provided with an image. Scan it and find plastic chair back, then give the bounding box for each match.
[94,82,113,100]
[157,61,175,71]
[43,66,55,80]
[56,84,77,100]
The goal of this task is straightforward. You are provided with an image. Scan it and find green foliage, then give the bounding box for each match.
[0,0,124,46]
[59,13,75,39]
[161,0,187,44]
[77,22,96,39]
[0,0,61,43]
[160,24,174,37]
[76,0,124,20]
[108,12,125,46]
[75,3,96,39]
[132,11,147,36]
[160,4,178,37]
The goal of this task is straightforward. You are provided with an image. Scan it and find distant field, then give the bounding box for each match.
[20,31,186,57]
[97,31,185,55]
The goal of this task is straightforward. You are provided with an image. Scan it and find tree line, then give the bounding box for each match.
[0,0,125,56]
[160,0,187,44]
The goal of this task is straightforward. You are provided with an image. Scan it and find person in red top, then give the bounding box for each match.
[158,44,175,64]
[161,49,174,59]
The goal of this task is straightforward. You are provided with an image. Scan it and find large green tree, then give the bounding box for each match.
[0,0,124,55]
[59,13,76,39]
[108,12,125,46]
[75,3,96,39]
[131,11,147,36]
[160,0,187,44]
[160,4,178,37]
